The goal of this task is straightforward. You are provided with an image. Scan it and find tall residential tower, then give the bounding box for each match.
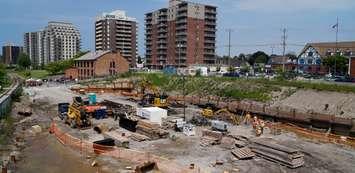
[145,0,217,69]
[95,10,138,67]
[43,21,81,64]
[24,31,44,66]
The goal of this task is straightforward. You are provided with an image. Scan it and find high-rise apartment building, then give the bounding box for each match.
[43,21,81,64]
[24,31,44,66]
[95,10,138,67]
[145,0,217,69]
[2,44,23,65]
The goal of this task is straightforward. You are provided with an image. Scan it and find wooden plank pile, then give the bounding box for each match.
[250,138,304,168]
[200,129,223,147]
[136,120,169,140]
[231,147,255,160]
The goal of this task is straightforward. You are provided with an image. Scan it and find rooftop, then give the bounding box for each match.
[75,50,111,61]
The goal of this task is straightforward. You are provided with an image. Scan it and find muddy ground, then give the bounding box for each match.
[2,83,355,173]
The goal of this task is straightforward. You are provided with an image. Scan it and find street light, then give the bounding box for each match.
[177,43,186,121]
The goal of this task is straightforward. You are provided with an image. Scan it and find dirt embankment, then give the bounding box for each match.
[273,90,355,119]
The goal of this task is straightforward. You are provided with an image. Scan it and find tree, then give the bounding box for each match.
[238,53,246,61]
[323,55,348,75]
[137,55,143,64]
[248,51,269,65]
[17,53,31,69]
[0,63,7,88]
[286,52,298,62]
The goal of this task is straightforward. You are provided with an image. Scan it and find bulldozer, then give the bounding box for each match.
[65,96,92,128]
[138,79,169,108]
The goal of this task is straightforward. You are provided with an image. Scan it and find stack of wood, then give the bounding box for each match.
[129,133,150,142]
[136,120,169,140]
[200,129,223,147]
[250,138,304,168]
[231,147,255,160]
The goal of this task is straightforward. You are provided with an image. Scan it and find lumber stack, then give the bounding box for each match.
[136,120,169,140]
[200,129,223,147]
[250,138,304,168]
[231,147,255,160]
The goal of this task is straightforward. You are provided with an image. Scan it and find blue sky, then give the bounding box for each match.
[1,0,355,56]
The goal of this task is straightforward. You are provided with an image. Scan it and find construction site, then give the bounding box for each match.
[2,74,355,173]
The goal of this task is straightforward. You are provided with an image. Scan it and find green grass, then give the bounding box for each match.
[16,70,50,79]
[0,116,15,145]
[104,72,355,102]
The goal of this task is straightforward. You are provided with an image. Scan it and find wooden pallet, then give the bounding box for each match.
[231,147,255,160]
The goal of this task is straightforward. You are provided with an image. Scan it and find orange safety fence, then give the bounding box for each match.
[49,122,204,173]
[274,123,355,148]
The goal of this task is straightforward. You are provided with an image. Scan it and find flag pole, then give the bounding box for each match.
[334,17,339,75]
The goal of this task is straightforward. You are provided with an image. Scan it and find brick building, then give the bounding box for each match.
[145,0,217,69]
[65,50,129,80]
[2,44,23,65]
[350,56,355,78]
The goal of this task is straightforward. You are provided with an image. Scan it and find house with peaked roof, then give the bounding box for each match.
[65,50,129,80]
[298,41,355,74]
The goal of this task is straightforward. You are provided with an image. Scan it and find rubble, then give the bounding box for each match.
[200,129,223,147]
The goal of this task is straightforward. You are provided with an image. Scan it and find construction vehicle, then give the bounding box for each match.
[201,103,240,125]
[138,79,169,108]
[64,97,92,128]
[211,120,228,132]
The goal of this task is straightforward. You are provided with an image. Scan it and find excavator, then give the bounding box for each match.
[201,103,240,125]
[65,96,92,128]
[138,79,169,108]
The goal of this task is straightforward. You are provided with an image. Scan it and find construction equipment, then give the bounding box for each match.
[58,103,69,120]
[138,79,169,108]
[200,103,240,125]
[211,120,228,132]
[65,97,92,128]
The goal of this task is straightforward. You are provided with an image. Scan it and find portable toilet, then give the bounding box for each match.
[88,93,97,105]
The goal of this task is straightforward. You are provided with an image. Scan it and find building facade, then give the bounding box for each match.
[2,44,23,65]
[95,10,137,68]
[298,41,355,74]
[350,56,355,79]
[145,0,217,69]
[65,50,129,80]
[43,21,81,64]
[24,31,44,66]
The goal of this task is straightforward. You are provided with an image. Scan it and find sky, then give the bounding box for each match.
[1,0,355,56]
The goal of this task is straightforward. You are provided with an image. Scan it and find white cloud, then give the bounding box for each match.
[236,0,355,12]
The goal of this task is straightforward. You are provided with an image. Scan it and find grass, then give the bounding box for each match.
[99,72,355,102]
[16,70,50,79]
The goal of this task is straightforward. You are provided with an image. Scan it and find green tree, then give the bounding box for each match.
[17,53,31,69]
[248,51,269,65]
[323,55,348,75]
[44,51,88,75]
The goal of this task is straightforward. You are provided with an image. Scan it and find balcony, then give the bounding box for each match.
[205,28,216,32]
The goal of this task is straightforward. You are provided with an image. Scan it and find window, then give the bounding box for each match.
[307,59,313,64]
[316,59,321,65]
[299,59,305,64]
[308,52,313,57]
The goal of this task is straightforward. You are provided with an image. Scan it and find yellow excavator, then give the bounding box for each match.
[65,97,92,128]
[139,79,169,108]
[201,103,240,125]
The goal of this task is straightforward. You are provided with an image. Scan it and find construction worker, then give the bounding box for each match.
[245,112,252,125]
[252,116,258,129]
[259,120,265,134]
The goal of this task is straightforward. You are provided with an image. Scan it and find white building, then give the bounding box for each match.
[43,21,81,64]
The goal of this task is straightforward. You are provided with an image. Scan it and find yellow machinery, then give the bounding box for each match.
[201,103,240,125]
[65,97,91,128]
[139,79,169,108]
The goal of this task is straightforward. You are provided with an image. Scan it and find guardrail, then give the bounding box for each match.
[0,79,22,118]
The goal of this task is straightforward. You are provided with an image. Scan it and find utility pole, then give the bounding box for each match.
[227,29,233,68]
[281,28,287,72]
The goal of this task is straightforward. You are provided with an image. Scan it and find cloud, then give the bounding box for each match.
[236,0,355,12]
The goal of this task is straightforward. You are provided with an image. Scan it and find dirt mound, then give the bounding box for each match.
[273,90,355,119]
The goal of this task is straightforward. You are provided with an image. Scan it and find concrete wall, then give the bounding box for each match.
[0,81,22,118]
